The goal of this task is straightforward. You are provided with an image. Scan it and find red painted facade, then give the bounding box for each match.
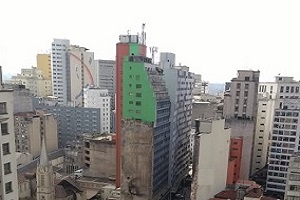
[227,137,243,185]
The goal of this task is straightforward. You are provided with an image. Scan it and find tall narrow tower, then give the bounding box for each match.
[36,134,55,200]
[115,26,147,188]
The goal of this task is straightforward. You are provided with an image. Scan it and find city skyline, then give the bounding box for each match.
[1,0,300,83]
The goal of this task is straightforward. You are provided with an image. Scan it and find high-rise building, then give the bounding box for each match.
[115,33,147,187]
[0,87,19,199]
[266,77,300,195]
[191,119,230,200]
[160,52,194,192]
[51,39,70,105]
[223,70,260,179]
[37,53,52,80]
[121,54,171,199]
[95,59,116,110]
[284,152,300,200]
[83,87,111,133]
[6,67,52,97]
[14,111,58,158]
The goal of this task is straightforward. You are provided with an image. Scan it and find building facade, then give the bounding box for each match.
[7,67,52,97]
[37,53,52,80]
[284,152,300,200]
[0,89,19,199]
[191,119,230,200]
[160,52,194,192]
[223,70,260,179]
[83,87,111,133]
[121,55,171,199]
[14,111,58,158]
[227,137,243,185]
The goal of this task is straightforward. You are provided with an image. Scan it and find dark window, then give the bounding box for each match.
[0,102,7,115]
[280,86,284,93]
[4,162,11,175]
[2,143,10,155]
[136,93,142,98]
[5,182,12,194]
[237,83,241,89]
[245,84,249,90]
[1,123,8,135]
[136,101,141,106]
[245,76,250,81]
[129,101,133,105]
[136,84,142,89]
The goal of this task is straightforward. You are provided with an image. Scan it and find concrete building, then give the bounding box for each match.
[191,119,231,200]
[51,38,70,105]
[192,74,208,95]
[223,70,260,179]
[6,67,52,97]
[121,54,171,199]
[115,33,147,188]
[160,52,194,193]
[14,111,58,158]
[83,87,111,133]
[95,59,116,110]
[37,53,52,80]
[227,137,243,186]
[68,45,96,107]
[0,87,19,199]
[82,134,116,179]
[284,152,300,200]
[33,99,102,147]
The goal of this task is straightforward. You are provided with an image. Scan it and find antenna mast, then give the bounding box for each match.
[149,47,158,64]
[141,23,146,45]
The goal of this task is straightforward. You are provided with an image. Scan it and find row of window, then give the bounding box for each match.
[280,86,300,93]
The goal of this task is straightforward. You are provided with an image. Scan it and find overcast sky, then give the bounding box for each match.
[1,0,300,83]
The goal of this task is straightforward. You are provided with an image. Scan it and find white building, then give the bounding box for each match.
[285,152,300,200]
[191,119,230,200]
[0,89,19,199]
[83,87,111,133]
[6,67,52,97]
[160,52,194,192]
[51,39,70,105]
[266,77,300,194]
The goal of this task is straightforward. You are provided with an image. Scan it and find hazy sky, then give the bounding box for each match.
[1,0,300,83]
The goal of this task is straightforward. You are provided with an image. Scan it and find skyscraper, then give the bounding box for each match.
[121,54,171,199]
[115,32,147,188]
[223,70,260,179]
[160,52,194,193]
[51,39,70,105]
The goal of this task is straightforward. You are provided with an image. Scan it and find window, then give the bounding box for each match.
[4,162,11,175]
[244,91,248,97]
[136,101,141,106]
[245,84,249,90]
[236,91,240,96]
[136,84,142,89]
[237,83,241,89]
[5,182,12,194]
[136,75,140,80]
[2,143,10,155]
[245,76,250,81]
[235,99,239,104]
[1,123,8,135]
[129,101,133,105]
[280,86,284,93]
[136,93,142,98]
[0,102,7,114]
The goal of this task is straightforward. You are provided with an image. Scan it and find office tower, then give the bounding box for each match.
[0,86,19,199]
[95,59,116,109]
[68,45,96,107]
[160,52,194,193]
[7,67,52,97]
[37,53,52,80]
[121,54,171,199]
[191,119,230,200]
[266,77,300,196]
[285,152,300,200]
[51,39,70,105]
[33,99,102,147]
[223,70,260,179]
[14,111,58,158]
[115,32,147,188]
[36,134,55,200]
[84,87,111,133]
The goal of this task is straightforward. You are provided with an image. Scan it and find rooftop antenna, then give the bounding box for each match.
[149,47,158,64]
[141,23,146,45]
[127,30,130,35]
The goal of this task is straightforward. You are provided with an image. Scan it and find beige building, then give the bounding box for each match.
[191,118,231,200]
[14,110,58,158]
[6,67,52,97]
[223,70,260,179]
[37,53,52,80]
[0,86,19,199]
